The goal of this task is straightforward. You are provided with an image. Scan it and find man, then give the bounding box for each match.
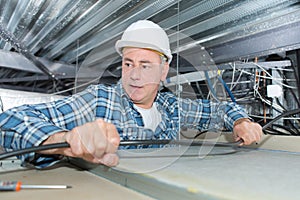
[0,20,262,168]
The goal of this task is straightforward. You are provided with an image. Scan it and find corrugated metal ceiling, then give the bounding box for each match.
[0,0,299,94]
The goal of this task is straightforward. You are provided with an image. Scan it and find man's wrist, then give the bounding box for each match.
[40,132,68,154]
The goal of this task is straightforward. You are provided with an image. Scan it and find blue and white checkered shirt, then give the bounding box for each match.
[0,81,248,167]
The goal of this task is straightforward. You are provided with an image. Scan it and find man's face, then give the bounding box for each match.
[121,48,169,109]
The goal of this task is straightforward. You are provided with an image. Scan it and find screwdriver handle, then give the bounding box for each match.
[0,181,22,191]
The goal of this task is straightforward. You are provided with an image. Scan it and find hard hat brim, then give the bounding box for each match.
[115,40,172,64]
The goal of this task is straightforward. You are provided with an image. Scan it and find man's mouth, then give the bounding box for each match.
[130,84,143,89]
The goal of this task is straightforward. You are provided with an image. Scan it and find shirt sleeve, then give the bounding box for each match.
[0,85,98,168]
[180,98,249,131]
[223,102,250,131]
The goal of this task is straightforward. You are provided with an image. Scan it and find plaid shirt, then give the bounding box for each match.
[0,81,248,167]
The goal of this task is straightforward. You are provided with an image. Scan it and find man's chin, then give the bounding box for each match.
[128,88,143,98]
[130,96,143,104]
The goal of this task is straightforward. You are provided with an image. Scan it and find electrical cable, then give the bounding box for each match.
[276,68,300,107]
[0,142,69,161]
[262,108,300,131]
[217,75,236,103]
[263,128,283,135]
[180,130,208,139]
[0,140,242,161]
[268,124,298,136]
[193,130,208,139]
[0,96,3,113]
[275,97,300,135]
[288,58,300,104]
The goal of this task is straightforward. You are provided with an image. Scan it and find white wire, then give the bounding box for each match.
[250,69,285,111]
[228,69,245,90]
[253,63,296,89]
[239,69,296,88]
[230,62,236,90]
[253,85,285,112]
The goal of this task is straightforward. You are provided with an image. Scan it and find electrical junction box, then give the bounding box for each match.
[267,84,283,98]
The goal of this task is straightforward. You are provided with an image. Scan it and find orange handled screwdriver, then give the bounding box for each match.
[0,181,71,191]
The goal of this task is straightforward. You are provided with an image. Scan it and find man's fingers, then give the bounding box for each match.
[97,153,119,166]
[233,121,263,146]
[105,122,120,150]
[238,131,261,145]
[95,119,120,153]
[65,119,120,166]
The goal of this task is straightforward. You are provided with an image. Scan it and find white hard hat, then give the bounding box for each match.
[115,20,172,63]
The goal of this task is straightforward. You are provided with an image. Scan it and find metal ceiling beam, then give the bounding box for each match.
[79,0,241,68]
[0,24,59,79]
[45,0,130,59]
[0,0,299,94]
[160,0,240,30]
[28,0,83,52]
[60,0,180,63]
[169,0,297,47]
[0,49,75,76]
[208,21,300,63]
[0,0,48,49]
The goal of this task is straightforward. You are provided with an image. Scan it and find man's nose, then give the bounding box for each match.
[130,66,142,80]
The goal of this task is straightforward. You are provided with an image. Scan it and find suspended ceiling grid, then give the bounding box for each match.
[0,0,299,94]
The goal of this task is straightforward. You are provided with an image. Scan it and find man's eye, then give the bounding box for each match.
[142,64,151,69]
[125,63,132,67]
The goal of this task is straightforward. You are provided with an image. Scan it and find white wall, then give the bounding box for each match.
[0,88,64,112]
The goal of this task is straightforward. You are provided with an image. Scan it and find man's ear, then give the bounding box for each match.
[160,62,169,81]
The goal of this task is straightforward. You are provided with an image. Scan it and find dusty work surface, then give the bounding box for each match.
[0,160,153,200]
[85,146,300,200]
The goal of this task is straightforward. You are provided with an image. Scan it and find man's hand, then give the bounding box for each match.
[42,119,120,166]
[233,118,262,145]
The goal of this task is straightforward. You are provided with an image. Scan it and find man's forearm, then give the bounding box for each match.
[40,132,68,155]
